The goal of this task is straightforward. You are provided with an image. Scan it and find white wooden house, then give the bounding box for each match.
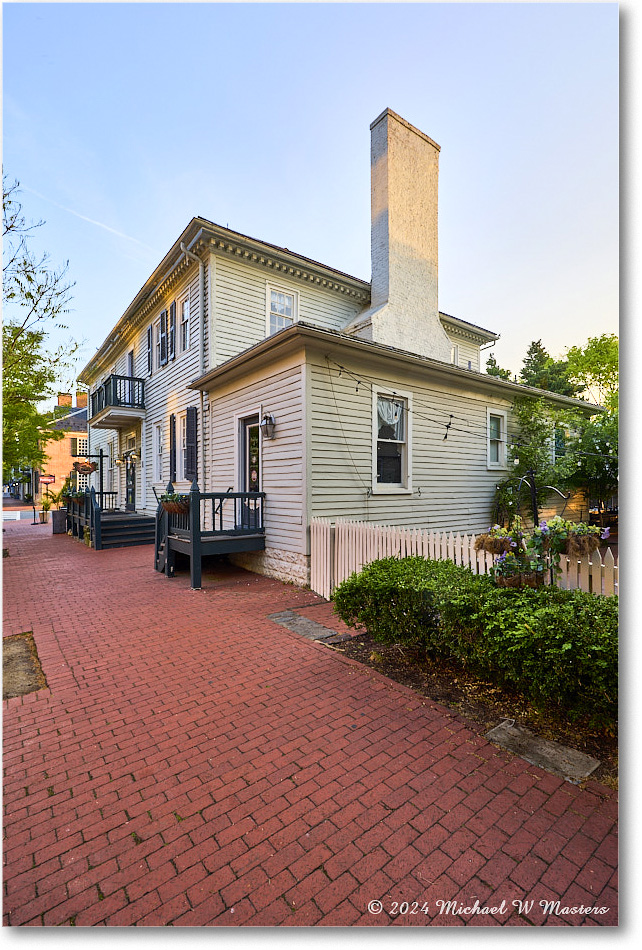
[78,109,591,582]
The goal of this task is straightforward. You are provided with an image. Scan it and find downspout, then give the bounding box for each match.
[180,243,207,490]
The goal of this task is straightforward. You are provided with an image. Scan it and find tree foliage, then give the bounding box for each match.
[519,339,580,397]
[2,177,78,481]
[565,334,618,409]
[485,353,512,380]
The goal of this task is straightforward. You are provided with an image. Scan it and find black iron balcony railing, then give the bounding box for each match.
[90,375,145,418]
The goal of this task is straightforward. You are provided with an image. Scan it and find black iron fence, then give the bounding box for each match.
[90,375,145,418]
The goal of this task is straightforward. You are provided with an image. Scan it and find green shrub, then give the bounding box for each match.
[333,557,618,727]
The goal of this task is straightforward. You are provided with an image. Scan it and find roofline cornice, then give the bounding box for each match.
[190,322,598,413]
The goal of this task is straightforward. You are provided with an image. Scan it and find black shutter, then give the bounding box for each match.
[147,325,153,374]
[185,406,198,482]
[160,310,168,365]
[169,414,176,483]
[169,302,176,360]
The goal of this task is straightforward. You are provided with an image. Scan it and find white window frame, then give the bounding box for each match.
[153,423,163,483]
[372,387,413,494]
[451,344,459,366]
[487,408,508,470]
[266,284,298,336]
[179,294,191,353]
[77,437,89,457]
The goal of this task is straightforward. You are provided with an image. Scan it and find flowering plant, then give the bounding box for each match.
[475,515,526,556]
[491,550,547,579]
[529,516,608,568]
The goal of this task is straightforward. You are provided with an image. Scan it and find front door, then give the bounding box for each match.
[242,416,261,493]
[125,459,136,511]
[240,416,261,529]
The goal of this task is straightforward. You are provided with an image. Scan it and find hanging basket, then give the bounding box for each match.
[161,500,189,515]
[475,535,513,555]
[495,572,545,589]
[564,534,600,558]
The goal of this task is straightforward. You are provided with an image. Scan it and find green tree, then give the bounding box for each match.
[566,334,618,409]
[2,177,78,482]
[485,353,512,380]
[519,339,580,397]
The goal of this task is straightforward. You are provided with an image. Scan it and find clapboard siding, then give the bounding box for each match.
[307,351,516,533]
[442,330,482,372]
[213,255,362,365]
[209,362,306,554]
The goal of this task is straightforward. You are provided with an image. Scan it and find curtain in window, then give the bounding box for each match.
[377,397,404,440]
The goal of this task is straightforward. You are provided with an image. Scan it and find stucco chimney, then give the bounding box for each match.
[347,109,452,362]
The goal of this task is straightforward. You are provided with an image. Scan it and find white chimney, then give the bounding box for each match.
[347,109,452,362]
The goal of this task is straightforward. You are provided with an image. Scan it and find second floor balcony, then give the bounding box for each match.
[90,375,146,429]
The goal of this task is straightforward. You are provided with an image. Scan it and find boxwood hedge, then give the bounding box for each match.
[333,557,618,727]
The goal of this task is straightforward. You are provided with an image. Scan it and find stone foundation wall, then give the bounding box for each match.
[229,547,310,587]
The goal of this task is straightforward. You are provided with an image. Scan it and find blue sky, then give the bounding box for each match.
[3,1,620,390]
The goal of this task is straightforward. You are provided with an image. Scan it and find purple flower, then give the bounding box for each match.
[601,527,611,540]
[510,541,517,548]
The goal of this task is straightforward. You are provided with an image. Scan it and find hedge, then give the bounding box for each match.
[333,557,618,727]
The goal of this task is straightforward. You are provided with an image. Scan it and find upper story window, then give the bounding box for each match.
[373,389,412,492]
[77,437,89,457]
[487,408,508,469]
[451,344,459,365]
[180,296,190,352]
[267,286,297,336]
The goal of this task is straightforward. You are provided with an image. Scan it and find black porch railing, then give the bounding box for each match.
[90,374,145,419]
[66,488,118,549]
[155,481,266,589]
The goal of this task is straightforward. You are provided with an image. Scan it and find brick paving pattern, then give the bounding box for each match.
[2,520,618,926]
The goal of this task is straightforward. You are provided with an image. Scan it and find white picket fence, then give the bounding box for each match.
[310,517,619,600]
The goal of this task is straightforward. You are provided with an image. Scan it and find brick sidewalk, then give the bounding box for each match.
[2,521,618,926]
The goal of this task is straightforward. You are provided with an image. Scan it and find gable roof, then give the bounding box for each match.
[51,407,87,432]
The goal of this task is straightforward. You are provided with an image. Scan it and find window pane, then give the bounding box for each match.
[377,442,402,483]
[377,396,404,441]
[489,415,501,440]
[490,441,499,464]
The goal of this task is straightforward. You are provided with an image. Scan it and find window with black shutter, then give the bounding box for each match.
[169,301,176,361]
[147,325,153,375]
[185,406,198,482]
[159,310,168,366]
[169,414,176,483]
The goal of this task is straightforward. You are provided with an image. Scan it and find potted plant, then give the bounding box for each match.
[39,496,52,523]
[160,492,190,515]
[491,550,546,588]
[529,516,607,573]
[50,487,69,534]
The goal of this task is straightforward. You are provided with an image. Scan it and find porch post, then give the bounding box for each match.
[190,479,202,590]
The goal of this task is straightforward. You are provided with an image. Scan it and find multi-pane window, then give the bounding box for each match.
[268,289,296,335]
[77,472,89,491]
[180,297,190,352]
[375,393,409,488]
[487,410,507,468]
[77,437,89,457]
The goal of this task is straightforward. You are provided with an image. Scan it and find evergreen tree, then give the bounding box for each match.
[485,354,512,380]
[519,339,580,397]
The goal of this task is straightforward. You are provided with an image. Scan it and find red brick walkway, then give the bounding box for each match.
[2,522,618,926]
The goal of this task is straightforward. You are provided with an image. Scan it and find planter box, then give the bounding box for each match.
[496,572,544,589]
[39,511,50,524]
[52,509,67,534]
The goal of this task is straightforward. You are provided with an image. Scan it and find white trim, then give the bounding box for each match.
[266,282,298,337]
[487,407,508,469]
[371,386,413,494]
[179,292,191,354]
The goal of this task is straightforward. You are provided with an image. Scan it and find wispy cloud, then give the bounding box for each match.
[22,186,157,254]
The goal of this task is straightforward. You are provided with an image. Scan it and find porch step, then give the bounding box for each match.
[99,513,155,549]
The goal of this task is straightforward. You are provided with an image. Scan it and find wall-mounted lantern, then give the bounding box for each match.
[260,413,276,440]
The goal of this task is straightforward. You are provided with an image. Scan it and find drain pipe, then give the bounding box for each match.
[180,242,207,490]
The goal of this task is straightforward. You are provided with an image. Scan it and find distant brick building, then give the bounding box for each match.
[35,394,89,501]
